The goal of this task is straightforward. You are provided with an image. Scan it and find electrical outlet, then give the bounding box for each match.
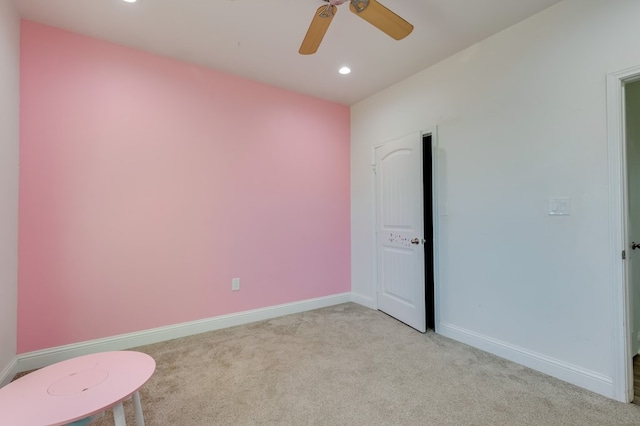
[232,278,240,291]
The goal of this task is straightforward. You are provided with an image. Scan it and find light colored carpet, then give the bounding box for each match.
[84,303,639,425]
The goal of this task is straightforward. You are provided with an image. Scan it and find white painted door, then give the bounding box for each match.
[375,132,426,332]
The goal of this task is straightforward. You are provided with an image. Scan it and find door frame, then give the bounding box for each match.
[607,65,640,402]
[370,127,441,331]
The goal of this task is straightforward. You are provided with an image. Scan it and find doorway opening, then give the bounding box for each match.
[625,79,640,403]
[607,65,640,402]
[423,133,436,330]
[634,355,640,404]
[373,130,437,333]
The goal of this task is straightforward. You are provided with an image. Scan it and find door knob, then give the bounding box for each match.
[411,238,425,245]
[632,242,640,250]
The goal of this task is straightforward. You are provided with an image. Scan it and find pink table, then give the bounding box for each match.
[0,351,156,426]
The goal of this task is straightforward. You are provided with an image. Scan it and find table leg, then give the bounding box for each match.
[113,401,126,426]
[132,390,145,426]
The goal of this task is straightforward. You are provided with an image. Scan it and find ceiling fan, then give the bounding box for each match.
[299,0,413,55]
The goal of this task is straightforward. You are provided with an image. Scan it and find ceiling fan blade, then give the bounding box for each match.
[299,5,338,55]
[349,0,413,40]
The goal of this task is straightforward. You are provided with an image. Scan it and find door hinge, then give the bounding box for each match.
[622,250,626,260]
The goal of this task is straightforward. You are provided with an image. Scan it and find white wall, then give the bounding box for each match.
[351,0,640,400]
[0,0,20,384]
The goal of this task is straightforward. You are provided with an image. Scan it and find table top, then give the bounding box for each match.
[0,351,155,426]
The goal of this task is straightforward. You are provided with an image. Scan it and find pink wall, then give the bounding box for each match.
[18,21,350,353]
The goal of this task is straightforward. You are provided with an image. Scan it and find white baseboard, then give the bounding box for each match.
[8,299,616,401]
[16,292,352,373]
[438,322,615,399]
[0,356,17,387]
[350,292,375,309]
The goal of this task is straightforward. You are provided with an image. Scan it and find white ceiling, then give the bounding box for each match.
[11,0,563,105]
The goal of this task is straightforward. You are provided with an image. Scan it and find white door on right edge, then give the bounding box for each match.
[375,132,426,332]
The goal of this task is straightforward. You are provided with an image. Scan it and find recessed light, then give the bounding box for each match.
[122,0,137,3]
[339,66,351,75]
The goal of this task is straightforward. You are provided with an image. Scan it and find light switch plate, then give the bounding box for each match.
[549,197,571,216]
